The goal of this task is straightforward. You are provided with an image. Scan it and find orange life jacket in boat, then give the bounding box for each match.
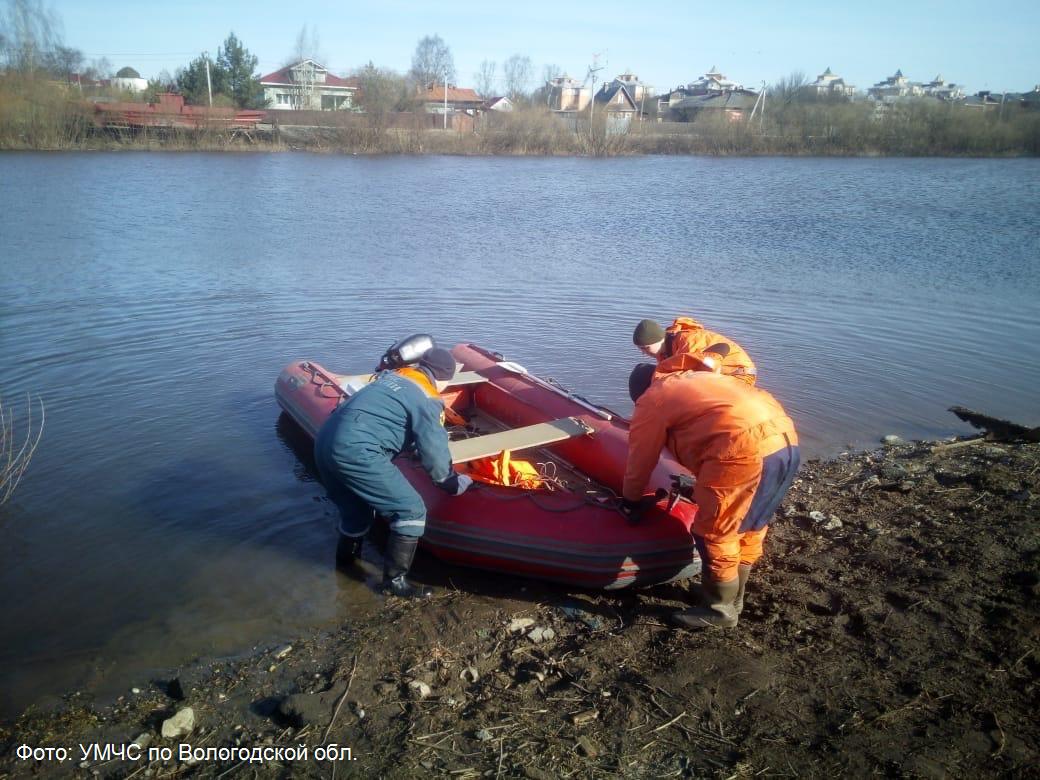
[466,449,544,489]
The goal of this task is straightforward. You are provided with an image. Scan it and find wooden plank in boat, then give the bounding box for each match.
[447,370,488,386]
[449,417,592,464]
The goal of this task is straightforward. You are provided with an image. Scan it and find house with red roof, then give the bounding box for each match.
[260,60,359,111]
[419,84,484,115]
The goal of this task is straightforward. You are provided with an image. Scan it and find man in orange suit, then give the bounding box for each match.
[633,317,757,384]
[623,357,799,629]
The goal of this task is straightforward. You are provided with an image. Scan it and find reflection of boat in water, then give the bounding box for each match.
[275,343,700,589]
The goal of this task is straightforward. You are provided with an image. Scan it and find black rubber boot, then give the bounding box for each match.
[671,576,740,629]
[335,534,363,571]
[735,563,752,615]
[382,533,433,598]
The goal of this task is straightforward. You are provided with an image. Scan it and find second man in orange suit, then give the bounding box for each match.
[633,317,757,384]
[623,356,799,629]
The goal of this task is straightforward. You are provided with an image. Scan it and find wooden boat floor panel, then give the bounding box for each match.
[447,416,591,464]
[446,410,612,499]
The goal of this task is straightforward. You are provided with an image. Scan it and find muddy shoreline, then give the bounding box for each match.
[2,436,1037,778]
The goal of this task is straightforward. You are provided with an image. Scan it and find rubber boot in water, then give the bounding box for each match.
[382,533,433,598]
[734,563,752,615]
[671,576,740,629]
[335,534,363,572]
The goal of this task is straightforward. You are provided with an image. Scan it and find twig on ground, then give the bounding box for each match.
[992,712,1006,757]
[322,654,358,745]
[652,710,687,732]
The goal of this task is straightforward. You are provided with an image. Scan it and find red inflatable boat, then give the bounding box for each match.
[275,343,700,589]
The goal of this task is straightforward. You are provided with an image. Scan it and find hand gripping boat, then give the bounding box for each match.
[275,343,700,589]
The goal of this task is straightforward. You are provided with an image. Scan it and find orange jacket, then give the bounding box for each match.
[657,317,757,384]
[623,371,797,501]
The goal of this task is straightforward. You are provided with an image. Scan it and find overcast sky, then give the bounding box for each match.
[47,0,1039,94]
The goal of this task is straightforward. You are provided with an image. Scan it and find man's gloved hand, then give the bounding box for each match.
[438,472,474,496]
[620,497,648,524]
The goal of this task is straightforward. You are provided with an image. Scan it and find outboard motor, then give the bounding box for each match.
[377,334,435,371]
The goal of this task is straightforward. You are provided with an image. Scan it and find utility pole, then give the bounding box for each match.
[205,57,213,107]
[444,73,448,130]
[586,53,604,126]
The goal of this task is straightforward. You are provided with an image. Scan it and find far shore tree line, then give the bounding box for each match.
[0,0,1037,156]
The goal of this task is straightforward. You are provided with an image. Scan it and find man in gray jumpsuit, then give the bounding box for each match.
[314,347,471,598]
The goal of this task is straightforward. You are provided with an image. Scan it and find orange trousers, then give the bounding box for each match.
[692,440,799,582]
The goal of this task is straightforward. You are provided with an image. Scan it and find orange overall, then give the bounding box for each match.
[657,317,758,385]
[623,370,798,582]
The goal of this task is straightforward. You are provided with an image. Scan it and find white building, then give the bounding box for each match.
[111,66,147,94]
[609,72,654,103]
[547,75,592,113]
[685,66,742,95]
[808,67,856,98]
[259,60,358,111]
[922,75,965,101]
[868,69,924,100]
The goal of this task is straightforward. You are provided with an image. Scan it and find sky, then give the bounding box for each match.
[43,0,1040,95]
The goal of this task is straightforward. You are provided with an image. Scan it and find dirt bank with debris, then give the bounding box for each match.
[2,437,1038,778]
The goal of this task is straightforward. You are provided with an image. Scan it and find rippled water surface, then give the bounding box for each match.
[1,152,1038,718]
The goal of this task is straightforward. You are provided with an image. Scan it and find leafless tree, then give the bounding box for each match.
[291,24,322,65]
[771,70,809,105]
[286,25,322,110]
[0,394,43,506]
[410,34,455,88]
[0,0,61,75]
[354,61,410,120]
[84,56,112,81]
[43,44,81,82]
[533,63,563,106]
[502,54,532,103]
[474,59,497,98]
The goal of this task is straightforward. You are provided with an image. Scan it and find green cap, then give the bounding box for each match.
[633,319,665,346]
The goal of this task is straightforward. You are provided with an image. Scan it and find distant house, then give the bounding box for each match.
[483,96,514,112]
[68,73,110,92]
[260,60,358,110]
[960,92,1003,111]
[686,66,743,95]
[922,74,964,101]
[112,66,148,94]
[593,81,639,122]
[419,85,484,115]
[868,69,925,100]
[808,67,856,98]
[547,75,591,113]
[659,67,757,122]
[609,73,653,103]
[668,90,760,122]
[1019,86,1040,110]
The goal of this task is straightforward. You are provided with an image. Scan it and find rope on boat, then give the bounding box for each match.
[446,422,629,516]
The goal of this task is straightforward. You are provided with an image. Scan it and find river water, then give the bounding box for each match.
[1,152,1038,719]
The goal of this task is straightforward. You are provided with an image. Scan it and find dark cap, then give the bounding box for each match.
[633,319,665,346]
[419,347,456,381]
[629,363,657,402]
